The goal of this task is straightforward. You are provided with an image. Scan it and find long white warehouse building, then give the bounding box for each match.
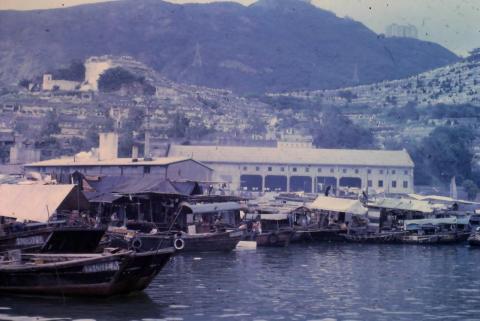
[168,144,415,195]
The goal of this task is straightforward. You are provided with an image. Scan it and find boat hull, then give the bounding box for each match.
[0,248,174,297]
[179,231,243,252]
[291,229,345,243]
[256,230,294,247]
[399,232,470,245]
[468,233,480,246]
[0,228,54,252]
[342,232,406,244]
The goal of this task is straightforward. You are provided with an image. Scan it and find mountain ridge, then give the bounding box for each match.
[0,0,459,93]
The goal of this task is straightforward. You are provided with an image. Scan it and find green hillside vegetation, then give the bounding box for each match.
[51,60,86,82]
[98,67,155,95]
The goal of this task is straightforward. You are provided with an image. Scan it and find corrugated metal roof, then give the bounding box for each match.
[245,213,290,221]
[0,184,88,222]
[85,176,202,196]
[407,193,480,205]
[25,156,212,170]
[168,145,414,167]
[310,196,367,215]
[368,198,442,213]
[181,202,242,214]
[403,217,468,228]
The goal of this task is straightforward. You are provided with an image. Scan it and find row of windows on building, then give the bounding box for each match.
[368,179,409,189]
[241,165,410,176]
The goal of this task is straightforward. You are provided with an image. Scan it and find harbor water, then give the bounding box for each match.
[1,243,480,321]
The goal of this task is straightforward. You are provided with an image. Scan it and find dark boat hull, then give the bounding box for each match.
[179,231,243,252]
[291,229,345,243]
[107,230,242,253]
[399,232,470,245]
[0,248,174,297]
[0,228,54,252]
[256,230,294,247]
[106,232,173,252]
[342,232,406,244]
[468,233,480,246]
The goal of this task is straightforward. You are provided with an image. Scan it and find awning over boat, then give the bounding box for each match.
[245,213,290,221]
[368,197,441,213]
[407,193,480,205]
[403,217,465,229]
[86,192,124,204]
[0,184,89,222]
[310,196,367,216]
[84,175,202,196]
[181,202,242,214]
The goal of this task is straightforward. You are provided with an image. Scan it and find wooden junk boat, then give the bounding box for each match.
[85,175,245,253]
[106,200,244,253]
[289,205,354,243]
[244,213,295,247]
[399,217,471,244]
[0,184,93,252]
[0,228,174,297]
[299,196,369,243]
[171,201,244,252]
[0,248,173,297]
[341,196,468,244]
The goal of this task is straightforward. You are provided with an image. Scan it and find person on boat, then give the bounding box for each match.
[213,215,223,232]
[251,218,262,240]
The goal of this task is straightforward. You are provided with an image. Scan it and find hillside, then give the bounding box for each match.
[274,56,480,109]
[0,0,458,94]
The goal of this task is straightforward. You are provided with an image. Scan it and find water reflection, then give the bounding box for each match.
[1,244,480,320]
[0,292,164,321]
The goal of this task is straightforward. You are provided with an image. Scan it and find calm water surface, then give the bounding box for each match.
[1,244,480,321]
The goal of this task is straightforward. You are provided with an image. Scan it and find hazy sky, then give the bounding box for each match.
[2,0,479,55]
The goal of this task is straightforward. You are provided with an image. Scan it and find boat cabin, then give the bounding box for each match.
[404,217,470,235]
[309,196,368,230]
[367,197,444,232]
[177,201,242,234]
[244,213,291,232]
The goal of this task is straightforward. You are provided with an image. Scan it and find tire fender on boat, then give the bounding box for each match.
[268,233,279,245]
[131,237,143,251]
[174,237,185,250]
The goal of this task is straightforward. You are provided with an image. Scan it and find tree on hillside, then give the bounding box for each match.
[410,126,475,184]
[117,108,145,157]
[168,113,190,138]
[462,179,479,201]
[40,110,61,138]
[98,67,137,92]
[386,101,419,121]
[312,107,374,149]
[52,60,85,81]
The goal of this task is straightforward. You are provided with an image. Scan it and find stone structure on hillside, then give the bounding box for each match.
[42,55,151,92]
[386,24,418,39]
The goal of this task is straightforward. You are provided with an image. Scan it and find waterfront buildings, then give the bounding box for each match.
[24,133,212,183]
[168,142,415,195]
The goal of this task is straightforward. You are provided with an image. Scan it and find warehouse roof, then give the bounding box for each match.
[168,145,414,168]
[25,156,212,170]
